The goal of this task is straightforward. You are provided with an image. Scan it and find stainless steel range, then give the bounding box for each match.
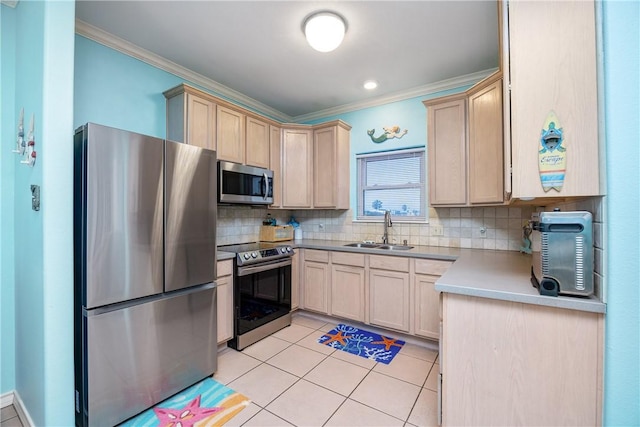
[221,242,294,350]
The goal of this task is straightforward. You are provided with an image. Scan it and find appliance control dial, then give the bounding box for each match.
[251,252,258,258]
[286,246,292,252]
[280,247,286,254]
[243,253,250,260]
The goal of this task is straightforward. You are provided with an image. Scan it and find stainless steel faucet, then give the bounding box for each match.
[382,210,392,244]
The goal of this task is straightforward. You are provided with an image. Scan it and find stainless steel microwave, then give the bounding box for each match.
[217,160,273,205]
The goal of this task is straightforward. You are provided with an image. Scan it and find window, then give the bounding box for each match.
[356,148,426,222]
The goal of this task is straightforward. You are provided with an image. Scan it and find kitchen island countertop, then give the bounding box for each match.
[290,239,606,314]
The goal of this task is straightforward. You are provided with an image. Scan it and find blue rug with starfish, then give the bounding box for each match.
[119,377,250,427]
[318,324,405,364]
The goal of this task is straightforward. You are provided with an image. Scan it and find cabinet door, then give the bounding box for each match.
[269,125,282,208]
[414,274,440,340]
[216,105,245,164]
[246,116,270,169]
[216,274,234,344]
[314,126,337,208]
[282,128,313,208]
[186,94,216,150]
[331,264,365,322]
[369,269,410,332]
[291,251,299,310]
[468,78,504,204]
[508,0,600,198]
[427,97,467,205]
[303,261,329,314]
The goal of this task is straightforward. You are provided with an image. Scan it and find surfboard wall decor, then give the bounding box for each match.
[538,111,566,192]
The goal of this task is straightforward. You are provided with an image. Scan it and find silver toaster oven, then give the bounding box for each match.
[531,211,594,297]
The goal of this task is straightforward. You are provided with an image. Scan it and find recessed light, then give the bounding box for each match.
[363,80,378,90]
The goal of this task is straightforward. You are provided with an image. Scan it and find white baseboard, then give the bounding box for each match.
[1,391,15,407]
[1,390,34,427]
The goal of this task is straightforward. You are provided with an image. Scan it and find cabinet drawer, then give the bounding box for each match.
[414,259,452,276]
[332,251,365,267]
[217,259,233,277]
[369,255,409,272]
[304,249,329,263]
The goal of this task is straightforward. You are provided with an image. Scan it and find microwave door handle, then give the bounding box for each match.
[262,172,269,201]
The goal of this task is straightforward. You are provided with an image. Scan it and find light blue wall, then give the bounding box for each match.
[602,1,640,425]
[74,35,185,138]
[12,2,46,422]
[0,2,17,396]
[40,1,75,424]
[0,1,75,425]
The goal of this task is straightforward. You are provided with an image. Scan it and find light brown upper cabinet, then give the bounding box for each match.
[281,126,313,208]
[424,94,467,206]
[468,73,504,204]
[504,0,602,200]
[313,121,351,209]
[277,121,351,210]
[165,84,351,209]
[216,105,245,164]
[424,71,505,207]
[164,87,216,151]
[246,116,270,169]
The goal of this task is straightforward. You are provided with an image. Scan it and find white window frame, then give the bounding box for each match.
[356,147,427,223]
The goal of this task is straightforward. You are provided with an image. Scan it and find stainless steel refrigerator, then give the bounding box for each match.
[73,123,217,427]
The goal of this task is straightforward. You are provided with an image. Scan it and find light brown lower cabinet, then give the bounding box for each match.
[216,260,234,345]
[298,249,448,340]
[414,259,452,340]
[330,265,365,322]
[441,292,603,426]
[302,250,330,314]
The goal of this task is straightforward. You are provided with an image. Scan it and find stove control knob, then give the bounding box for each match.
[251,252,258,258]
[243,253,250,260]
[280,247,286,254]
[286,246,292,252]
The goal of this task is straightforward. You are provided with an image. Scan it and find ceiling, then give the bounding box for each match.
[75,1,500,122]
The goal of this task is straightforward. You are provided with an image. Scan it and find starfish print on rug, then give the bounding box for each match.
[371,335,403,351]
[322,330,352,346]
[153,395,223,427]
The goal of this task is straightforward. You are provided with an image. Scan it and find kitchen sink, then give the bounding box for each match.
[377,245,414,250]
[343,242,383,248]
[343,243,414,251]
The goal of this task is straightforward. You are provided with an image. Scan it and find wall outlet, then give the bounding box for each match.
[431,225,444,236]
[479,226,487,238]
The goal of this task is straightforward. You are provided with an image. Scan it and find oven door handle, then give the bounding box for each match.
[237,258,292,276]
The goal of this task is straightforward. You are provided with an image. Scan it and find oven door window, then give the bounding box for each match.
[236,265,290,335]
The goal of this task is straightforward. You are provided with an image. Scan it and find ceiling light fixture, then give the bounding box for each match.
[303,11,347,53]
[363,80,378,90]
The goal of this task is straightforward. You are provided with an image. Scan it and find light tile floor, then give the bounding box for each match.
[0,405,22,427]
[0,314,439,427]
[217,314,440,427]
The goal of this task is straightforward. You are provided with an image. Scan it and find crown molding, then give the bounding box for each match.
[75,19,293,122]
[292,68,498,123]
[76,19,496,124]
[1,0,19,8]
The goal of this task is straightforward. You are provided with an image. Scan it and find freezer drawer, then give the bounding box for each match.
[77,285,217,427]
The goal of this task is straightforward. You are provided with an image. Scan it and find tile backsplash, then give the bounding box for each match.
[217,205,537,251]
[218,197,605,300]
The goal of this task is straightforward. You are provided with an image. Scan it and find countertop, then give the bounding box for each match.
[217,239,606,314]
